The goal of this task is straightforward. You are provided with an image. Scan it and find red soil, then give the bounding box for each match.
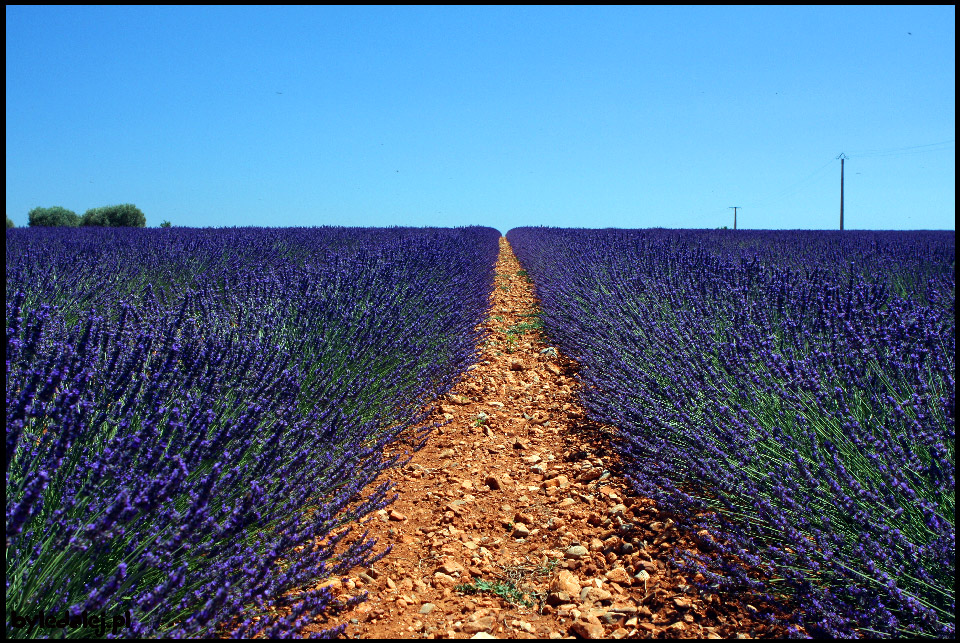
[298,237,800,639]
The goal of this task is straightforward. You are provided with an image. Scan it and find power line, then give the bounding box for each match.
[845,139,954,158]
[741,138,953,213]
[742,158,835,210]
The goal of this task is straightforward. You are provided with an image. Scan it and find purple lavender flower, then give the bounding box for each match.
[7,226,499,637]
[507,227,954,637]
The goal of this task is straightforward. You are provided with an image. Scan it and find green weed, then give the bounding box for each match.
[455,579,532,607]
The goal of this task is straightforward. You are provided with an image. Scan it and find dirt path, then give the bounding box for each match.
[302,237,795,639]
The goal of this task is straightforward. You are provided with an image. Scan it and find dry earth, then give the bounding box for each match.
[300,237,799,639]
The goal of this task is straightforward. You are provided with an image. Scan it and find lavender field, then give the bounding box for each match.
[6,225,955,638]
[6,226,500,637]
[508,228,955,637]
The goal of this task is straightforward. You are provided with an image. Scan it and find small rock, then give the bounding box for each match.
[509,358,525,371]
[571,619,605,639]
[546,590,572,606]
[540,347,558,357]
[439,448,456,458]
[438,560,466,576]
[420,603,436,615]
[580,587,613,604]
[565,545,589,560]
[446,500,467,514]
[543,475,569,489]
[388,509,407,521]
[605,567,631,584]
[600,612,621,625]
[484,475,501,490]
[667,621,686,631]
[547,516,566,530]
[514,510,533,524]
[470,633,498,639]
[608,504,627,517]
[463,614,497,634]
[673,597,692,610]
[513,523,531,538]
[433,572,456,586]
[550,570,582,595]
[580,468,603,482]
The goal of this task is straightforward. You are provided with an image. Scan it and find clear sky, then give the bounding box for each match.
[5,5,955,233]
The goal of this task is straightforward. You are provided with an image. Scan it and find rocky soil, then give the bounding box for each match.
[299,237,800,639]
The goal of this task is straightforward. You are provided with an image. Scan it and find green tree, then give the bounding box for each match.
[81,207,109,226]
[159,220,172,228]
[28,206,80,227]
[6,215,14,229]
[81,203,146,227]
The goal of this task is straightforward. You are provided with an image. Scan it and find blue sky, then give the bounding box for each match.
[5,5,955,232]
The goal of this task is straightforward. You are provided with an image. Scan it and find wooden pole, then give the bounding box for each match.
[837,153,847,230]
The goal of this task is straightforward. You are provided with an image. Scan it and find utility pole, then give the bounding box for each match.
[728,206,740,230]
[837,153,847,230]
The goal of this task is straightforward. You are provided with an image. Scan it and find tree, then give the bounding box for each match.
[80,207,110,226]
[81,203,146,227]
[28,206,80,227]
[6,215,14,229]
[159,220,172,228]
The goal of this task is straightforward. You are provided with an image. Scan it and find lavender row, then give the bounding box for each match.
[507,227,954,638]
[6,226,500,637]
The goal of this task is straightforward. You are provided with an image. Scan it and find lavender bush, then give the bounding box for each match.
[6,226,499,637]
[508,227,954,638]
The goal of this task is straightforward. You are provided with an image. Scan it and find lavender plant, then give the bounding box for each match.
[6,226,499,637]
[508,227,954,638]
